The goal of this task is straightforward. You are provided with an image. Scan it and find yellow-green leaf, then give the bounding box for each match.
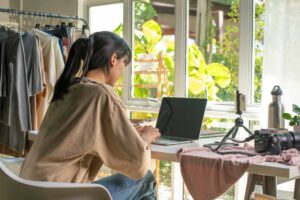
[188,77,206,95]
[206,63,230,77]
[142,20,162,53]
[215,77,231,88]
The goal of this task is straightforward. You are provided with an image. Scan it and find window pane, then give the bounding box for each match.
[202,117,234,132]
[130,111,158,124]
[132,0,175,100]
[89,3,123,33]
[253,1,265,103]
[188,0,240,102]
[89,3,124,96]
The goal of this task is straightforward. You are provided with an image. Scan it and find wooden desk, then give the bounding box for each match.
[151,138,300,199]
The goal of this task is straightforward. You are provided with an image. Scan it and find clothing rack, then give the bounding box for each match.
[0,8,89,29]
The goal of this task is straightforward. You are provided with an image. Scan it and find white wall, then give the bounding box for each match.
[22,0,79,26]
[0,0,21,22]
[22,0,78,16]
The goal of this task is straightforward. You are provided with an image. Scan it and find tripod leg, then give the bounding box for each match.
[210,126,237,152]
[231,126,239,138]
[226,126,237,138]
[221,126,237,143]
[242,125,253,136]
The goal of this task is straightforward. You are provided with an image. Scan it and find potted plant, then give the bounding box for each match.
[282,104,300,132]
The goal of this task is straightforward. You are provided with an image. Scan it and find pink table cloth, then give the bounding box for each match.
[177,146,300,200]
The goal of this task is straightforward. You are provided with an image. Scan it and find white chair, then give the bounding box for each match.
[0,158,112,200]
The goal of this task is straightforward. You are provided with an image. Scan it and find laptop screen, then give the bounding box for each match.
[155,97,207,140]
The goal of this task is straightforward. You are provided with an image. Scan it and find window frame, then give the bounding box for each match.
[84,0,260,120]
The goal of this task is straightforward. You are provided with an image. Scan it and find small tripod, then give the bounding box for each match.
[207,90,255,154]
[226,90,253,139]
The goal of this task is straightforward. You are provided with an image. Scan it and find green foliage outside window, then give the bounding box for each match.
[113,0,264,103]
[209,0,264,102]
[208,0,240,101]
[254,3,265,103]
[135,19,162,54]
[134,0,157,29]
[188,44,231,100]
[113,1,232,100]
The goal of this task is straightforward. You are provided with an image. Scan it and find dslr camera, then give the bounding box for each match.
[254,129,300,155]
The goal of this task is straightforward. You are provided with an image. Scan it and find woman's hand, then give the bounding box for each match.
[139,125,161,144]
[134,125,144,136]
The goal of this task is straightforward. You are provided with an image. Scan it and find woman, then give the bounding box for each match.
[20,31,160,200]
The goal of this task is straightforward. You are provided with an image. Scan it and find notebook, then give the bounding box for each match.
[154,97,207,145]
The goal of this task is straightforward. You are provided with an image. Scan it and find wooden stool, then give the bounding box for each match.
[244,174,277,200]
[245,174,300,200]
[254,193,276,200]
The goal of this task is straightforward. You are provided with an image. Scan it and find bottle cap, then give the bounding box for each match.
[271,85,283,95]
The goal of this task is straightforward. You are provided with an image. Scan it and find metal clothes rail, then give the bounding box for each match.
[0,8,89,29]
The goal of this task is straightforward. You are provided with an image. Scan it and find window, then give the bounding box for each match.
[188,0,239,102]
[125,0,260,117]
[131,1,175,100]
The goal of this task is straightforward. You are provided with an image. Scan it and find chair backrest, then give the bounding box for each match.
[0,157,24,175]
[0,159,112,200]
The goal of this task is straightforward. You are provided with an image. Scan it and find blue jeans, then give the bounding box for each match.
[94,170,156,200]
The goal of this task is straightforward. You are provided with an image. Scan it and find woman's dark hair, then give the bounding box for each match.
[52,31,131,101]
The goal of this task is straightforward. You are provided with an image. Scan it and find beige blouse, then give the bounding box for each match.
[20,78,151,183]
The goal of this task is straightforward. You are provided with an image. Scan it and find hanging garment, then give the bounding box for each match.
[32,29,64,128]
[44,24,70,62]
[41,27,64,61]
[32,36,47,131]
[35,36,47,109]
[22,32,44,131]
[0,32,31,152]
[70,26,76,45]
[22,32,43,97]
[0,38,6,97]
[0,29,46,153]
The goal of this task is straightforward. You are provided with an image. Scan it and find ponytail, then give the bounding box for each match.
[52,38,90,102]
[82,34,94,77]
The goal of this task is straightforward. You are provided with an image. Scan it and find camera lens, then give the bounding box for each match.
[292,132,300,149]
[274,132,300,152]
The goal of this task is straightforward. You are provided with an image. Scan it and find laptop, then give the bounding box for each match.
[154,97,207,145]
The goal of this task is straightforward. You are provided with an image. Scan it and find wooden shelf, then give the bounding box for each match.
[134,52,170,97]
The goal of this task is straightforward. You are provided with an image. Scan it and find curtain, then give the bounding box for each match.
[261,0,300,128]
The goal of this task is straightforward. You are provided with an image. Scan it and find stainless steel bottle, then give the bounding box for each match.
[268,85,285,128]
